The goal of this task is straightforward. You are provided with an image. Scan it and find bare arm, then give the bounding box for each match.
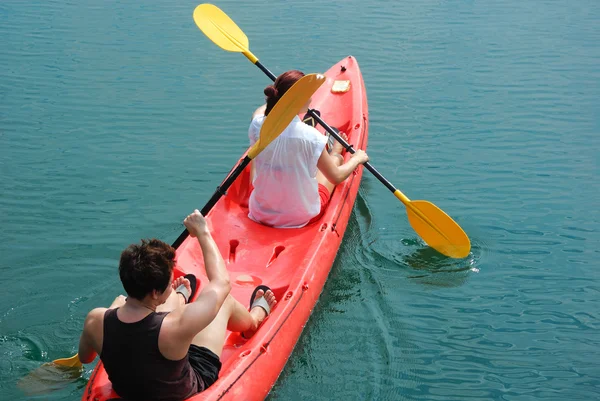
[316,148,369,185]
[167,210,231,339]
[77,295,125,364]
[78,308,104,364]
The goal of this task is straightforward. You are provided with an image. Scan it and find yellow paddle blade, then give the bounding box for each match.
[193,4,258,63]
[248,73,326,159]
[18,353,83,395]
[18,362,82,395]
[52,353,82,369]
[405,200,471,258]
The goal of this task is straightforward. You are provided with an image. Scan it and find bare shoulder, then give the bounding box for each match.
[87,307,108,318]
[83,308,107,331]
[161,304,186,331]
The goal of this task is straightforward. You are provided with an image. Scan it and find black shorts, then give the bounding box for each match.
[188,345,222,391]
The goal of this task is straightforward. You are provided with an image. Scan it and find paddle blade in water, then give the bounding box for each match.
[406,200,471,258]
[18,359,82,395]
[193,4,249,54]
[248,73,326,159]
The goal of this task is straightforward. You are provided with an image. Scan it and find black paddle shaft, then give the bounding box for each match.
[307,109,397,194]
[171,155,251,249]
[257,60,397,194]
[256,61,276,81]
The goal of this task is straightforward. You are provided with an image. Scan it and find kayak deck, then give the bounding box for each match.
[83,56,368,401]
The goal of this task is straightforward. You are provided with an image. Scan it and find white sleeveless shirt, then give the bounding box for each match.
[248,115,327,228]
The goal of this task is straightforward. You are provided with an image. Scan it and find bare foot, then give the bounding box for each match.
[331,131,348,155]
[242,289,277,338]
[172,276,191,305]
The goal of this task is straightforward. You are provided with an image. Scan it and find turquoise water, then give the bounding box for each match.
[1,0,599,400]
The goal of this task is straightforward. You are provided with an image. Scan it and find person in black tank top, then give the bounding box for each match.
[77,210,277,401]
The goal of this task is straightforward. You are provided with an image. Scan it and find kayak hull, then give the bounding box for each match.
[83,55,368,401]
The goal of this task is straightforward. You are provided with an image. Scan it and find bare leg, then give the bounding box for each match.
[316,153,343,193]
[316,132,347,193]
[157,276,188,313]
[191,290,277,357]
[156,291,184,313]
[329,131,348,155]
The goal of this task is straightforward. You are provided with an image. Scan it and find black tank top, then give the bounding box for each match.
[101,308,200,401]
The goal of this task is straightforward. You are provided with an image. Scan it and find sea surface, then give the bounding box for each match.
[1,0,599,400]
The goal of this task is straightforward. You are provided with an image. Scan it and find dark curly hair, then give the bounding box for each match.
[118,239,175,300]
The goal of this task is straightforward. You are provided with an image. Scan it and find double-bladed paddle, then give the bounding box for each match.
[193,3,471,258]
[25,73,326,383]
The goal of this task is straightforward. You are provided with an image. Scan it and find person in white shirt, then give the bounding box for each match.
[248,70,369,228]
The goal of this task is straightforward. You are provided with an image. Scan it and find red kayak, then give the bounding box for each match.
[83,55,368,401]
